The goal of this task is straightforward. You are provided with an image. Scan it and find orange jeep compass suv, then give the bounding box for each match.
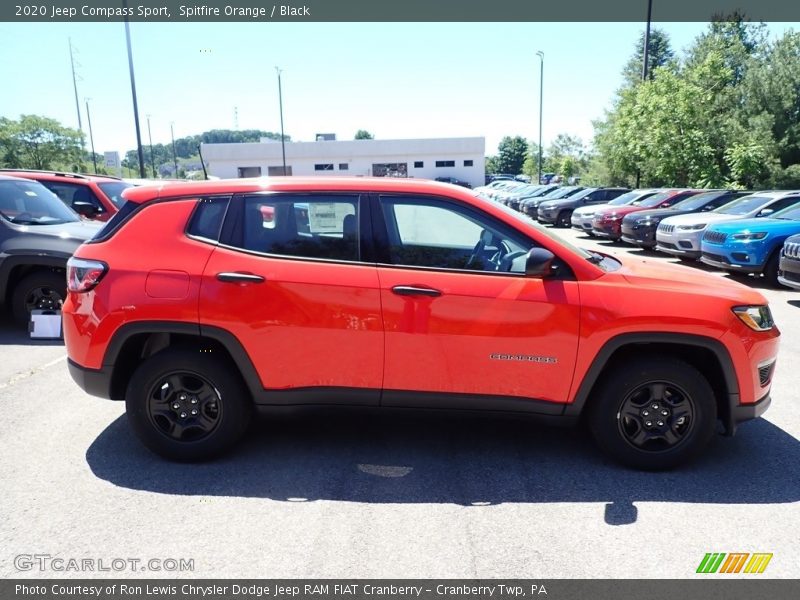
[63,178,779,469]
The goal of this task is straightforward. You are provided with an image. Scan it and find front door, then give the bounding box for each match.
[374,194,580,408]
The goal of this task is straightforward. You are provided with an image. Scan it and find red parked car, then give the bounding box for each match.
[592,189,703,241]
[63,178,778,469]
[0,169,132,222]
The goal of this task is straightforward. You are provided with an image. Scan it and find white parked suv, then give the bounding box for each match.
[655,191,800,260]
[571,189,659,235]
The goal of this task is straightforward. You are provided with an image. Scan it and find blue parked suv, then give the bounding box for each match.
[700,200,800,285]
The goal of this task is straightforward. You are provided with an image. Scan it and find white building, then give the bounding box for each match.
[201,136,485,188]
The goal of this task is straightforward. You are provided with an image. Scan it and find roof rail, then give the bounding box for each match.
[0,168,122,180]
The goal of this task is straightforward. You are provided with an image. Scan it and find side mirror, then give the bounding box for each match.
[73,201,99,219]
[525,247,556,277]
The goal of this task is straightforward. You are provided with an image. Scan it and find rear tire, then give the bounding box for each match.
[11,270,66,327]
[125,348,252,461]
[587,357,716,470]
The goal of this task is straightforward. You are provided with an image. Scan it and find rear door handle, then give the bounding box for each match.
[391,285,442,297]
[216,272,266,284]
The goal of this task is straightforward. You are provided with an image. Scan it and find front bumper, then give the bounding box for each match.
[778,255,800,290]
[538,210,557,224]
[725,393,771,436]
[621,223,658,247]
[700,245,764,274]
[655,230,703,258]
[592,220,621,239]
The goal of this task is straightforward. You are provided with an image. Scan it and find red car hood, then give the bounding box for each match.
[615,254,768,305]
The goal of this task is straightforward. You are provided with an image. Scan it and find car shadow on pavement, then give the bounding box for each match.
[789,300,800,309]
[0,317,63,346]
[86,411,800,526]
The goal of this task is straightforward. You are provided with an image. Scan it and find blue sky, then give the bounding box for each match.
[0,21,796,156]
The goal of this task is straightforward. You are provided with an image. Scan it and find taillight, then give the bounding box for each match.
[67,257,107,293]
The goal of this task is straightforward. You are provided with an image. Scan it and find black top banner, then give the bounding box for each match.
[2,0,800,22]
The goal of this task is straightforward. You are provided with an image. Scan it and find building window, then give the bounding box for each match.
[315,164,334,171]
[267,166,292,176]
[464,160,474,167]
[237,166,262,178]
[339,163,349,171]
[435,160,455,168]
[414,161,424,168]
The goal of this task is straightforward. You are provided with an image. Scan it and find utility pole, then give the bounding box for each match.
[68,38,83,133]
[170,122,179,178]
[536,51,544,185]
[276,67,287,175]
[85,98,98,173]
[636,0,653,188]
[146,114,156,179]
[123,0,146,178]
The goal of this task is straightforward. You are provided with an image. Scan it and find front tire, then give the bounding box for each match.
[587,357,716,470]
[125,348,252,461]
[556,211,572,228]
[11,270,66,326]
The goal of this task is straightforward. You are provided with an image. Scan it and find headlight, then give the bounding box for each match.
[677,223,707,231]
[732,232,768,241]
[732,305,775,331]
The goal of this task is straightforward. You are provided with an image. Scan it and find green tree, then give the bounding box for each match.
[0,115,84,170]
[621,28,676,86]
[354,129,374,140]
[485,155,499,174]
[496,136,528,174]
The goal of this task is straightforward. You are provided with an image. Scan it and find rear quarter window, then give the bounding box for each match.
[186,197,231,242]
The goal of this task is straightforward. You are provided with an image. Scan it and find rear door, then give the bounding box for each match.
[199,192,383,403]
[373,193,581,408]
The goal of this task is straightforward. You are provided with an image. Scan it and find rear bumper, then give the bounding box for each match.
[68,359,115,400]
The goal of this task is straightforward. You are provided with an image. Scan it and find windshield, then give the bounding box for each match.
[97,182,133,208]
[635,191,679,208]
[671,191,722,211]
[714,195,772,215]
[608,190,650,206]
[773,204,800,220]
[554,187,596,202]
[543,187,576,199]
[0,180,80,225]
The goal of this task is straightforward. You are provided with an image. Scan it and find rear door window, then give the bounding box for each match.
[233,194,361,262]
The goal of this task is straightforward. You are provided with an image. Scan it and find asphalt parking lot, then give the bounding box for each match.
[1,226,798,580]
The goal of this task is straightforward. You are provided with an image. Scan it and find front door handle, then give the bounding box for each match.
[216,272,266,284]
[391,285,442,297]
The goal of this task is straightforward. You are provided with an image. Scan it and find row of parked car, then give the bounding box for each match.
[473,179,800,290]
[0,169,135,324]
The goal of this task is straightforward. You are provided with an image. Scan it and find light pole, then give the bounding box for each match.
[85,98,97,173]
[636,0,653,188]
[276,66,287,175]
[146,114,156,179]
[536,51,544,185]
[123,0,145,178]
[642,0,653,81]
[170,122,179,178]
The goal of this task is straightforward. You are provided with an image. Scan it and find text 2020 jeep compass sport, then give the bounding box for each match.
[63,178,780,469]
